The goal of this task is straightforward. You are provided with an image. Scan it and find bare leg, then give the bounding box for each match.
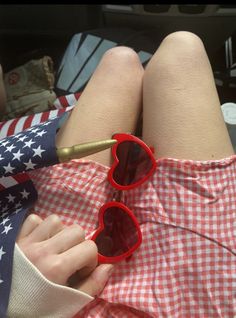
[143,32,234,160]
[56,47,143,166]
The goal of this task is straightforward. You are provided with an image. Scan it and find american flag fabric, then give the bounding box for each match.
[0,112,68,316]
[53,93,81,110]
[0,173,37,316]
[0,105,74,140]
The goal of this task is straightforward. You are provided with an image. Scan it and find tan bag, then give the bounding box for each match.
[2,56,57,120]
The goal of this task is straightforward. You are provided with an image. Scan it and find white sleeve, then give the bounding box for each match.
[7,244,94,318]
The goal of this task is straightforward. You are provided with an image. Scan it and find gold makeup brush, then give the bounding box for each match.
[56,139,117,163]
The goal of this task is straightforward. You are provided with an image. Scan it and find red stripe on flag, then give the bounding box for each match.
[74,92,82,100]
[40,111,50,123]
[58,108,67,116]
[14,172,31,183]
[59,96,69,107]
[23,114,34,131]
[0,183,5,191]
[0,104,71,138]
[8,119,19,136]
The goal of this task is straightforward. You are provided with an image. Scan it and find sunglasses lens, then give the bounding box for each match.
[113,141,153,186]
[95,206,139,257]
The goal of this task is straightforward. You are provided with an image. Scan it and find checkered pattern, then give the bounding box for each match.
[27,155,236,318]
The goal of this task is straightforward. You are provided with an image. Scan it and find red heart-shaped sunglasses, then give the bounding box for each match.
[91,133,157,263]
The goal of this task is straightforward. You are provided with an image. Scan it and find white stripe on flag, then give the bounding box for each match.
[14,116,29,134]
[0,119,15,139]
[0,176,18,188]
[66,94,77,106]
[0,106,74,140]
[31,112,43,127]
[65,106,74,112]
[48,109,61,120]
[53,99,63,109]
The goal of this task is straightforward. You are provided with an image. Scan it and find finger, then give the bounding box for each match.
[26,214,64,242]
[68,266,95,288]
[45,224,85,254]
[17,214,43,240]
[68,255,99,288]
[61,240,98,279]
[76,264,114,297]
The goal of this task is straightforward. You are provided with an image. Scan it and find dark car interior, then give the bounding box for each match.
[1,4,236,120]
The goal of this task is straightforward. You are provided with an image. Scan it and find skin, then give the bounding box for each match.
[4,30,235,300]
[17,214,114,296]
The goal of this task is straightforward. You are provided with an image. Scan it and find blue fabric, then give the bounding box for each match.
[0,114,63,317]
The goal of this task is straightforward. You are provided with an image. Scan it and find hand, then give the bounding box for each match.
[17,214,114,297]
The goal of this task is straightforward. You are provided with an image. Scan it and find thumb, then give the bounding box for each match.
[77,264,114,297]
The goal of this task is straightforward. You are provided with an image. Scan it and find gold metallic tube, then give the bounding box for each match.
[56,139,117,163]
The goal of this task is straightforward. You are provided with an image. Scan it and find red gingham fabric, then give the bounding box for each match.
[28,155,236,318]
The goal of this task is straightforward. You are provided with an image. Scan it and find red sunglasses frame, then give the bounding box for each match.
[108,133,157,190]
[91,133,157,264]
[92,201,142,263]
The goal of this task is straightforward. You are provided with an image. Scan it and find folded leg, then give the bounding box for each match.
[143,31,234,160]
[56,47,144,166]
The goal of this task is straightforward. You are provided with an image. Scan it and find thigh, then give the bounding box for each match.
[56,47,144,166]
[143,32,234,160]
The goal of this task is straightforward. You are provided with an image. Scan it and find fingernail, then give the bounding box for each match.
[101,264,114,277]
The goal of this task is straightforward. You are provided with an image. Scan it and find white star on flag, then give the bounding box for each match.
[36,130,47,137]
[31,127,40,133]
[0,247,6,260]
[1,208,8,214]
[3,163,15,174]
[1,224,13,235]
[14,203,22,209]
[5,144,16,152]
[32,145,45,158]
[0,217,10,226]
[13,208,21,215]
[6,194,15,203]
[23,159,37,170]
[18,135,27,142]
[20,189,30,199]
[1,141,9,147]
[23,139,36,148]
[12,150,24,161]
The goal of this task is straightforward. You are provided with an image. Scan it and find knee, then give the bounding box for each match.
[100,46,143,73]
[144,31,208,80]
[163,31,204,47]
[162,31,205,57]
